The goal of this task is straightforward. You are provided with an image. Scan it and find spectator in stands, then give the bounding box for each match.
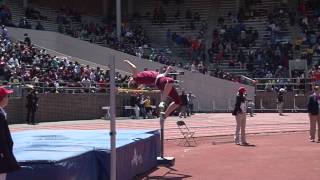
[0,5,13,26]
[0,86,21,179]
[237,49,246,69]
[0,25,8,39]
[265,80,274,92]
[277,88,285,116]
[228,56,236,68]
[307,86,320,142]
[18,17,31,29]
[166,28,171,44]
[25,7,47,20]
[26,86,39,125]
[35,21,44,30]
[232,87,249,146]
[24,33,31,46]
[81,76,91,92]
[193,12,200,22]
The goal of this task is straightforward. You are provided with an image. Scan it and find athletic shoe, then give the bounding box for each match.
[159,101,166,109]
[240,142,249,146]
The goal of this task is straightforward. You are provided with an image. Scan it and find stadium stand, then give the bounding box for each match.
[3,0,319,113]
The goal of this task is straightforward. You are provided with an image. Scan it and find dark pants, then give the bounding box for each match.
[27,109,36,124]
[187,104,194,115]
[139,106,146,118]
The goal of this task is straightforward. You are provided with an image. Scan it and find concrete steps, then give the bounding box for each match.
[132,0,213,48]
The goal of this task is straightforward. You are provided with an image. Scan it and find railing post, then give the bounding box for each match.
[260,98,265,112]
[228,98,232,112]
[293,97,298,112]
[212,100,216,113]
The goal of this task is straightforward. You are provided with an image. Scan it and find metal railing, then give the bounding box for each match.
[210,96,307,113]
[254,78,313,94]
[256,97,307,112]
[2,81,118,97]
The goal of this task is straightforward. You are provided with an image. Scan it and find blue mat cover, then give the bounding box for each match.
[7,130,160,180]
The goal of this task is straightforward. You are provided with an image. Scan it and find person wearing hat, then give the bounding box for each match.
[277,88,285,116]
[307,86,320,142]
[0,87,21,179]
[232,87,249,146]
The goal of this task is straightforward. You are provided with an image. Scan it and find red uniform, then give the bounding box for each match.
[133,71,159,85]
[133,71,181,104]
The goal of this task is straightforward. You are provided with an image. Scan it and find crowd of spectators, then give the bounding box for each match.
[63,22,151,58]
[0,4,15,27]
[56,7,82,25]
[0,26,129,94]
[5,1,305,86]
[296,0,320,67]
[3,2,242,83]
[25,7,47,21]
[207,0,296,81]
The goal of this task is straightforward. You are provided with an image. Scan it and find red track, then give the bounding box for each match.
[11,113,309,139]
[10,113,319,180]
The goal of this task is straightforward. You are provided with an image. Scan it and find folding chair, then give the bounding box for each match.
[176,120,197,146]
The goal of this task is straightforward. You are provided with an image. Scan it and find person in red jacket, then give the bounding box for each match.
[0,87,21,180]
[124,60,181,122]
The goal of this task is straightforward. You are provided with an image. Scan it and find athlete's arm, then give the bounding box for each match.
[163,66,173,77]
[138,84,145,89]
[124,60,138,77]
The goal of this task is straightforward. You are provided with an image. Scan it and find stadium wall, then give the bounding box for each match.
[6,93,160,124]
[7,27,255,112]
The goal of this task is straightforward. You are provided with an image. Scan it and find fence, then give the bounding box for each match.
[254,78,313,94]
[211,93,308,113]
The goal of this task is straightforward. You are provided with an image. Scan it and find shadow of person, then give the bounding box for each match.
[240,143,256,147]
[144,166,192,180]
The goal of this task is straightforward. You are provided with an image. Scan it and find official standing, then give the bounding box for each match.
[307,86,320,142]
[277,88,285,116]
[26,87,39,125]
[179,91,188,118]
[232,87,249,146]
[0,87,21,180]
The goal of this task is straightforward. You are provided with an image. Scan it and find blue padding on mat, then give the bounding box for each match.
[7,130,160,180]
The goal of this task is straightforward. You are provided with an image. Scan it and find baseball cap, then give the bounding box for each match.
[238,87,246,93]
[0,86,13,99]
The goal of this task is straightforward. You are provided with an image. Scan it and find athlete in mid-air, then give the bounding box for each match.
[124,60,181,122]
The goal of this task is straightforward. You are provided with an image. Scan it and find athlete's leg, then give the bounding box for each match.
[161,83,181,119]
[164,102,180,118]
[161,82,173,102]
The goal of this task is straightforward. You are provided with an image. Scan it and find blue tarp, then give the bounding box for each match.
[7,130,160,180]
